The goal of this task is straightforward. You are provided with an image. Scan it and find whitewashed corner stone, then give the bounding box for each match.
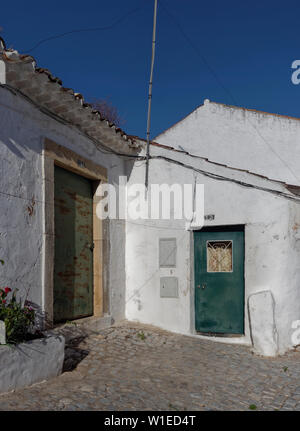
[248,290,279,357]
[0,321,5,345]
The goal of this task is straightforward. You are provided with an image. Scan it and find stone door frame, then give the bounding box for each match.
[42,138,108,327]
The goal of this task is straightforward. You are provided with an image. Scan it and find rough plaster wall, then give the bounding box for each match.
[109,219,126,322]
[126,144,300,355]
[0,335,65,393]
[0,94,44,308]
[0,86,127,323]
[155,101,300,185]
[125,147,194,334]
[274,203,300,353]
[126,221,191,334]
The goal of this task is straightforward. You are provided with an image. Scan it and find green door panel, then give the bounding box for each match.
[194,229,244,334]
[54,165,94,323]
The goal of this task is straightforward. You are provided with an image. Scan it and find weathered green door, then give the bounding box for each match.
[54,165,94,323]
[194,228,244,334]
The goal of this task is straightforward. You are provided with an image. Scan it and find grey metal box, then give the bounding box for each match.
[160,277,178,298]
[159,238,176,268]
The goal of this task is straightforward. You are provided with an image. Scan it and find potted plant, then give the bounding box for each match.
[0,287,36,344]
[0,286,65,393]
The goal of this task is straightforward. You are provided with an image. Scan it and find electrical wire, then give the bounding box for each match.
[151,143,296,188]
[1,83,140,159]
[0,84,299,206]
[149,155,300,203]
[159,0,300,185]
[7,0,298,185]
[23,4,147,53]
[5,0,299,185]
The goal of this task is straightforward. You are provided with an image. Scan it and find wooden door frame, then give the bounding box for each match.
[192,225,245,336]
[42,138,108,328]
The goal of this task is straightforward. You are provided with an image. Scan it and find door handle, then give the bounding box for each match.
[87,242,95,251]
[197,284,207,289]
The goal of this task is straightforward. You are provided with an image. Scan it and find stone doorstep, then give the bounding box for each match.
[0,335,65,394]
[46,315,113,343]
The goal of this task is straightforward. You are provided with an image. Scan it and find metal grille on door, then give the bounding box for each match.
[207,240,233,272]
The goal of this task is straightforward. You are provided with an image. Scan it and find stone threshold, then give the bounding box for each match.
[46,315,113,343]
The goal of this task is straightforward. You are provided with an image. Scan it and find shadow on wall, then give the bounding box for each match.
[7,138,28,159]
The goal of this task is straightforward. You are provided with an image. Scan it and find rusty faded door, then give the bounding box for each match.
[54,165,94,323]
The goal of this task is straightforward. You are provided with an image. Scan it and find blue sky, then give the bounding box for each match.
[1,0,300,138]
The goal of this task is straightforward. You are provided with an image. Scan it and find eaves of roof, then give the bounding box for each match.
[155,99,300,140]
[0,38,139,154]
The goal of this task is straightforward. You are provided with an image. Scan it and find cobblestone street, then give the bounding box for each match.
[1,321,300,411]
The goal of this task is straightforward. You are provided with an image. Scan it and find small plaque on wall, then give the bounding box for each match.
[159,238,177,268]
[160,277,178,298]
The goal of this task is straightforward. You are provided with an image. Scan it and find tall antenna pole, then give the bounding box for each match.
[145,0,158,190]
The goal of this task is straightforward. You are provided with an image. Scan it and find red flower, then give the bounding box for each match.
[2,300,6,304]
[4,287,11,294]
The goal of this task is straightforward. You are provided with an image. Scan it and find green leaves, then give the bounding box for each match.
[249,404,257,410]
[137,331,146,341]
[0,288,35,344]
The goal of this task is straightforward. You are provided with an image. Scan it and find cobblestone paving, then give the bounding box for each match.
[1,321,300,411]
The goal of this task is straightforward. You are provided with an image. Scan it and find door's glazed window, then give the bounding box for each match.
[207,240,233,272]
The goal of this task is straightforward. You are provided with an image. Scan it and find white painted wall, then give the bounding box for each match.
[125,142,300,356]
[155,100,300,186]
[0,86,128,323]
[0,335,65,393]
[1,85,300,356]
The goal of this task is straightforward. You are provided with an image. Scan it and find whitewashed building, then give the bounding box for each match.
[126,100,300,357]
[0,38,140,329]
[1,37,300,357]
